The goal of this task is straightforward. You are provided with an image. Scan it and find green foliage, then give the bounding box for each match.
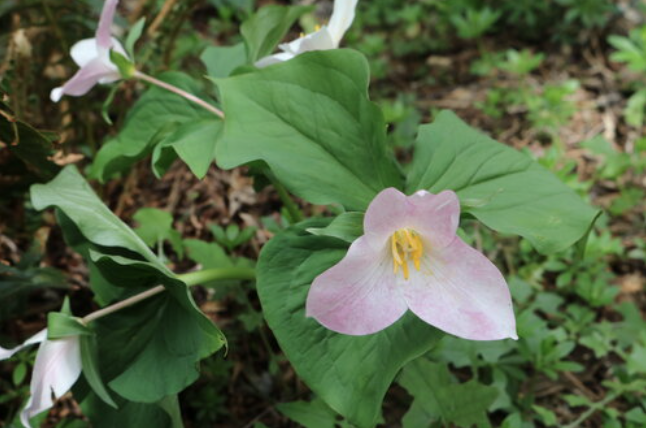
[240,4,312,63]
[399,359,498,427]
[256,218,442,427]
[407,111,599,254]
[215,50,403,211]
[449,7,501,40]
[91,72,216,182]
[276,398,345,428]
[200,43,247,79]
[133,208,184,259]
[609,26,646,127]
[209,223,256,252]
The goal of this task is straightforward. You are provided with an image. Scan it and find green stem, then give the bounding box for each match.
[82,267,255,324]
[266,172,304,223]
[177,267,256,286]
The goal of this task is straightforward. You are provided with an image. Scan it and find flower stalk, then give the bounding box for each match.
[134,71,225,118]
[82,267,255,324]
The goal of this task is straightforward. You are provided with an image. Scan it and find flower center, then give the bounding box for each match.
[390,228,423,280]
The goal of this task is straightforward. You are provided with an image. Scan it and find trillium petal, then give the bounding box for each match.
[306,237,407,335]
[20,336,82,428]
[402,237,517,341]
[0,329,46,360]
[50,58,118,102]
[70,38,99,67]
[407,190,461,250]
[255,51,297,68]
[327,0,359,46]
[96,0,119,50]
[363,187,411,248]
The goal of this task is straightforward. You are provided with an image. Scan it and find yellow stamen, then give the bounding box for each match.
[390,228,424,280]
[314,24,321,31]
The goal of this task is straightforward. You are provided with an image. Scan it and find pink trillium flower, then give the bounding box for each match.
[306,188,518,341]
[50,0,127,102]
[255,0,359,68]
[0,329,82,428]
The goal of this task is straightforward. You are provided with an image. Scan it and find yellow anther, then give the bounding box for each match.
[314,24,321,31]
[390,228,424,280]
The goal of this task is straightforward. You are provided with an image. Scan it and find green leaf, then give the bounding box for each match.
[257,219,442,427]
[126,18,146,59]
[276,399,338,428]
[399,359,498,428]
[47,312,92,339]
[406,111,600,254]
[79,335,118,409]
[90,72,213,182]
[306,212,364,243]
[201,43,247,78]
[109,50,135,78]
[133,208,184,258]
[31,166,158,263]
[241,4,312,63]
[80,391,177,428]
[216,50,403,211]
[152,119,222,179]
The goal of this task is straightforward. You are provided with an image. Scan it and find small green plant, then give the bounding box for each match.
[609,26,646,127]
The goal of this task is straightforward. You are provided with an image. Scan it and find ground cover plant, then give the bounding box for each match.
[0,0,644,427]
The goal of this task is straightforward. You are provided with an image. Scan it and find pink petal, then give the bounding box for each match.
[70,38,99,67]
[327,0,358,46]
[50,58,118,102]
[406,190,461,250]
[402,237,517,341]
[306,237,407,335]
[362,188,459,250]
[21,336,82,428]
[0,329,46,360]
[96,0,119,50]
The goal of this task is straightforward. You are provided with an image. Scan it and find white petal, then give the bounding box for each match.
[0,329,47,360]
[402,238,517,341]
[50,87,63,103]
[255,51,296,68]
[306,237,408,335]
[20,336,82,428]
[327,0,358,46]
[70,38,99,67]
[280,29,336,55]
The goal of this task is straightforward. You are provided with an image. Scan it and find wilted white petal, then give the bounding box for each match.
[327,0,359,46]
[0,329,47,360]
[20,336,82,428]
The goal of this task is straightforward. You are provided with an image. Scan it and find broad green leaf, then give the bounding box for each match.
[83,252,225,403]
[31,166,157,263]
[216,50,403,211]
[399,359,498,428]
[79,335,118,408]
[276,399,339,428]
[306,212,364,243]
[47,312,92,339]
[90,72,214,182]
[80,391,177,428]
[407,111,600,254]
[152,119,222,179]
[201,43,247,78]
[257,219,442,428]
[241,4,312,62]
[133,208,184,258]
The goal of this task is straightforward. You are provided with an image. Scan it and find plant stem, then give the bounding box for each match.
[177,267,256,286]
[81,267,255,324]
[134,71,225,118]
[265,172,304,223]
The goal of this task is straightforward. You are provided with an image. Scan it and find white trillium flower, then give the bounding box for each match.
[50,0,127,102]
[255,0,359,68]
[0,329,82,428]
